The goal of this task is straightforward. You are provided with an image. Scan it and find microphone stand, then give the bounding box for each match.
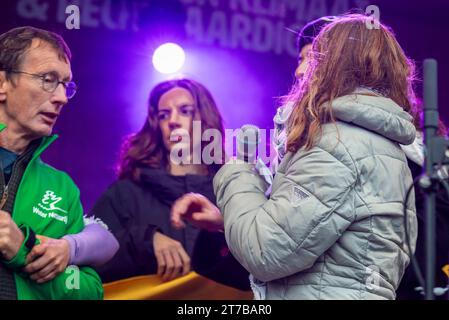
[421,59,449,300]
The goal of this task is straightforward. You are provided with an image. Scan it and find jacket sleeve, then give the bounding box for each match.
[90,182,160,283]
[20,186,104,300]
[213,146,357,282]
[2,224,38,271]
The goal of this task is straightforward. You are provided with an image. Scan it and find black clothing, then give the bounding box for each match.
[92,168,249,290]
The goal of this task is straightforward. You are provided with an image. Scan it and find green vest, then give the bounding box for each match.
[0,123,103,299]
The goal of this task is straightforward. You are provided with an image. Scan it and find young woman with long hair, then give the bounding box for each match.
[174,14,419,299]
[92,79,249,290]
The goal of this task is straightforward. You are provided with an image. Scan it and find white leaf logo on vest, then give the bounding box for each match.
[32,190,69,224]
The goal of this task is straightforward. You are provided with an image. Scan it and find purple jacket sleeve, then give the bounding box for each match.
[63,219,120,267]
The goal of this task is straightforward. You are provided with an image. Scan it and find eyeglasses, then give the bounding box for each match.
[8,70,77,99]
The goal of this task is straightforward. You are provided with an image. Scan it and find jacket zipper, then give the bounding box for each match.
[0,144,34,211]
[0,184,8,210]
[0,158,6,210]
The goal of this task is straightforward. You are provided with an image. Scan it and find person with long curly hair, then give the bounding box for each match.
[173,14,419,299]
[92,79,249,290]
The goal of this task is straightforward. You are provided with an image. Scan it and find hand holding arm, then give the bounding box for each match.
[23,235,70,283]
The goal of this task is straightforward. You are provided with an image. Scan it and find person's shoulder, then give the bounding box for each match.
[102,178,148,200]
[34,158,79,190]
[107,178,140,192]
[94,178,156,214]
[285,130,357,175]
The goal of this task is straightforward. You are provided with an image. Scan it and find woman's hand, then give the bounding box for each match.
[171,193,224,232]
[153,231,191,282]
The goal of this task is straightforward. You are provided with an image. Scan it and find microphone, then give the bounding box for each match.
[236,124,261,163]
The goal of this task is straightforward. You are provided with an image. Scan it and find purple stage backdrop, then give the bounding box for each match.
[1,0,448,211]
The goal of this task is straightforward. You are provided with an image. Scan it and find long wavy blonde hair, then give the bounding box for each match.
[286,14,418,153]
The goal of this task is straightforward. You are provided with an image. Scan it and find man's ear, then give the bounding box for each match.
[0,71,7,103]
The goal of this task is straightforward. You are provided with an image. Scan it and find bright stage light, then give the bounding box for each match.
[152,43,185,74]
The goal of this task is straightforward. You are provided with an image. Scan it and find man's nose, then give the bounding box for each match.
[50,83,68,105]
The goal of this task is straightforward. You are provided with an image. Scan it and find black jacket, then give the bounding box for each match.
[92,168,250,290]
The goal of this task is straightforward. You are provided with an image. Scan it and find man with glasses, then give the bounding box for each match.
[6,70,77,99]
[0,26,103,299]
